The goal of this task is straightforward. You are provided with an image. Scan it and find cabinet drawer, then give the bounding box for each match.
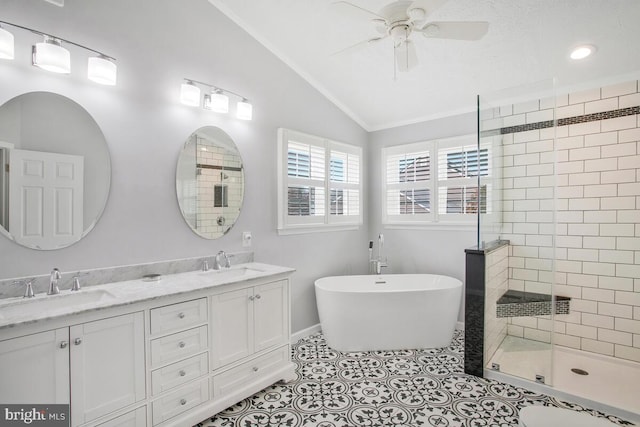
[151,379,209,426]
[95,406,146,427]
[151,353,208,395]
[150,326,208,368]
[150,298,207,336]
[213,346,288,398]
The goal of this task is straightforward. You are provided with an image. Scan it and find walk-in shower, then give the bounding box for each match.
[465,76,640,421]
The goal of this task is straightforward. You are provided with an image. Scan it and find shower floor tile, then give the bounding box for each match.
[489,335,640,415]
[195,331,634,427]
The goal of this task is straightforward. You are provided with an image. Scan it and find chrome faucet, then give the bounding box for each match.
[13,279,35,298]
[214,251,231,270]
[71,275,81,292]
[48,268,61,295]
[369,234,388,274]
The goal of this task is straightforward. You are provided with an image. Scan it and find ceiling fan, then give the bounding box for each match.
[333,0,489,74]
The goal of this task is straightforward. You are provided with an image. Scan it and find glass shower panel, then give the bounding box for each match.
[479,79,557,385]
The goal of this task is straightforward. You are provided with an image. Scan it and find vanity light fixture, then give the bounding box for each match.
[0,25,15,59]
[180,78,252,120]
[236,98,253,121]
[570,44,596,60]
[180,81,201,107]
[87,55,117,85]
[32,36,70,73]
[0,20,117,85]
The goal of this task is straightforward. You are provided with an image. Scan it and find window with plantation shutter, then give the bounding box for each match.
[382,134,489,226]
[278,128,362,233]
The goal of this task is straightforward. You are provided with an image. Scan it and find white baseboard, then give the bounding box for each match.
[292,322,463,344]
[291,323,321,344]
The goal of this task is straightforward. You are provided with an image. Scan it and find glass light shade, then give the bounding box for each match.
[180,82,201,107]
[88,56,117,85]
[0,27,15,60]
[32,38,71,73]
[210,92,229,113]
[236,100,253,120]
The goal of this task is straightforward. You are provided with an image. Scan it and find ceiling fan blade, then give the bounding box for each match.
[418,21,489,40]
[331,35,388,56]
[331,1,387,20]
[395,39,418,72]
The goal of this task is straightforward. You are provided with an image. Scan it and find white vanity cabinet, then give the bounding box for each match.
[70,313,146,426]
[0,312,145,427]
[0,264,294,427]
[148,298,210,426]
[0,328,70,404]
[210,280,288,368]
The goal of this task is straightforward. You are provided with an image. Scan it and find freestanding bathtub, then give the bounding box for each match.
[314,274,462,352]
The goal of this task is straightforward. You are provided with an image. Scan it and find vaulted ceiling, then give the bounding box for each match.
[209,0,640,131]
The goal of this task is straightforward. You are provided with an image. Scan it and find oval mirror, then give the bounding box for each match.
[176,126,244,239]
[0,92,111,250]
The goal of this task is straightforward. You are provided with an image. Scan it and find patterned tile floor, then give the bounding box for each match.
[196,331,634,426]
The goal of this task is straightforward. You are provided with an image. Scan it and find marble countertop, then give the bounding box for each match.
[0,262,295,330]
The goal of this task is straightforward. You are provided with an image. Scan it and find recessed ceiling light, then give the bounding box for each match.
[570,45,596,60]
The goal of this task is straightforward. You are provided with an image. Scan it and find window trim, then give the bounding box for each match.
[277,128,363,234]
[382,134,488,227]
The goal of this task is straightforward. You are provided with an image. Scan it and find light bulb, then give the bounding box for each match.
[0,26,15,60]
[180,81,201,107]
[210,92,229,113]
[570,45,596,60]
[236,99,253,120]
[88,55,117,85]
[32,36,70,73]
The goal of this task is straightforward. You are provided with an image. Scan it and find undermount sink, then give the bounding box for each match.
[0,289,117,320]
[199,266,264,278]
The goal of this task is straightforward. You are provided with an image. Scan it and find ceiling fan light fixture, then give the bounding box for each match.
[570,44,596,60]
[407,7,426,23]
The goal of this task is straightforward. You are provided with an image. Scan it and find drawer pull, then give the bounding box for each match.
[179,370,186,377]
[74,338,82,345]
[178,312,185,319]
[59,341,68,349]
[180,399,187,406]
[255,294,261,300]
[178,341,186,348]
[248,296,254,301]
[252,367,259,372]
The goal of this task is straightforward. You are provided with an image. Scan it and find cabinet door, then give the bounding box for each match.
[0,328,69,404]
[210,287,253,368]
[253,280,288,352]
[70,312,145,427]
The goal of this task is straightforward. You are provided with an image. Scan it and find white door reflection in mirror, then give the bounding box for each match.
[0,92,111,250]
[9,149,84,249]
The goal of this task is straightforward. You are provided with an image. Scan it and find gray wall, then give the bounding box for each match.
[0,0,368,334]
[368,113,479,321]
[0,0,477,332]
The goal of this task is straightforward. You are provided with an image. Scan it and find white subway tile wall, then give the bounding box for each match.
[484,79,640,363]
[196,146,242,235]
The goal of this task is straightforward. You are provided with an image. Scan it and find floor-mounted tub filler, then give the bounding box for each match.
[315,273,462,352]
